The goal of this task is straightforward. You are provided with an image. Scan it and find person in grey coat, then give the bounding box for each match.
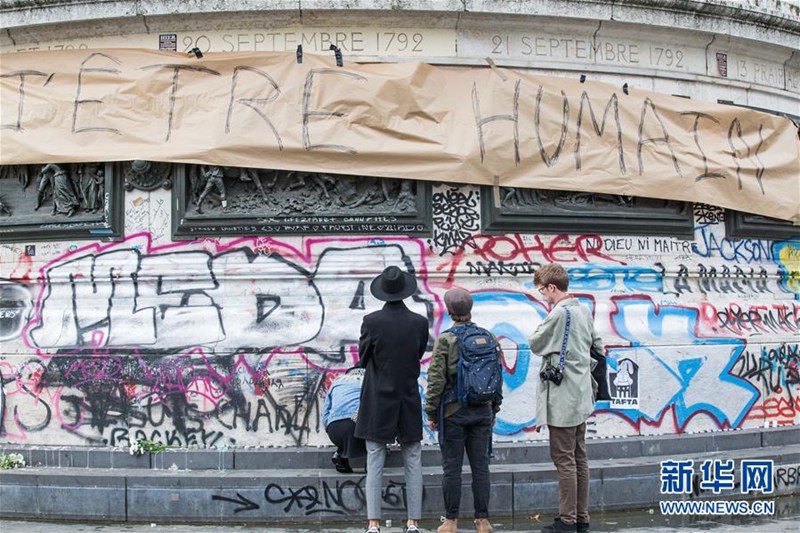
[355,265,429,533]
[530,263,603,533]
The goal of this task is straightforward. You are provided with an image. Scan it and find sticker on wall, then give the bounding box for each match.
[716,52,728,77]
[609,357,640,409]
[159,34,177,52]
[0,282,31,341]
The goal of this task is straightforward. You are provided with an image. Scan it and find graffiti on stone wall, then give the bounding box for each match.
[211,477,412,517]
[732,342,799,426]
[2,194,800,445]
[24,233,435,359]
[607,296,759,431]
[1,233,441,446]
[429,186,480,256]
[773,239,800,297]
[0,281,31,341]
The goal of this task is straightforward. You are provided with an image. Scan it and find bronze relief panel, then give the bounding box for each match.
[0,162,123,242]
[173,165,430,238]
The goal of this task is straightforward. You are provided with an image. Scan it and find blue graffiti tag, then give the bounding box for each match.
[568,264,663,293]
[772,238,799,299]
[610,297,758,430]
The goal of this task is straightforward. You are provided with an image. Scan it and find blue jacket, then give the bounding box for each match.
[322,371,364,428]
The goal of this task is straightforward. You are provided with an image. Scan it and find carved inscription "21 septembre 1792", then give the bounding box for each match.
[484,33,793,90]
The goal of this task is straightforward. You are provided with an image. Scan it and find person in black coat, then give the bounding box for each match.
[355,265,429,533]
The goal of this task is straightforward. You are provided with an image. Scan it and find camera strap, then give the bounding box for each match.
[558,308,571,371]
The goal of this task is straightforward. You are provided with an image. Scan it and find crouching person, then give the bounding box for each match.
[426,288,503,533]
[322,366,367,473]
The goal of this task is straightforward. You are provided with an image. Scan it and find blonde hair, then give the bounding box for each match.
[534,263,569,291]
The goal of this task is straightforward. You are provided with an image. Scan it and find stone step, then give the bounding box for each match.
[1,442,798,523]
[1,426,796,471]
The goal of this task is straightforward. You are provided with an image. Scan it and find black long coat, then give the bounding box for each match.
[354,301,429,444]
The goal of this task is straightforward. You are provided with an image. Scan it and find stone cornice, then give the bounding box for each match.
[1,1,798,46]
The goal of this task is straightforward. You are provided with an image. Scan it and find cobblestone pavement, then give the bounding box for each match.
[2,506,799,533]
[2,495,798,533]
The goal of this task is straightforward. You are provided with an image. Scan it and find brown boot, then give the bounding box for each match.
[474,518,493,533]
[437,518,458,533]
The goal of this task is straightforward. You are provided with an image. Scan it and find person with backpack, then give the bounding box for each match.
[530,263,605,533]
[425,288,503,533]
[355,266,429,533]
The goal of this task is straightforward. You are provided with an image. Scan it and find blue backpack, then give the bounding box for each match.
[445,323,503,406]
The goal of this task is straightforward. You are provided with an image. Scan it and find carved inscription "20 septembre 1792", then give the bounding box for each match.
[8,28,456,57]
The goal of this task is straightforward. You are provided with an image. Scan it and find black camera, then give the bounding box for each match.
[540,363,563,385]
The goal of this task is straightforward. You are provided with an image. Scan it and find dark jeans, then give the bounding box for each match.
[439,404,493,519]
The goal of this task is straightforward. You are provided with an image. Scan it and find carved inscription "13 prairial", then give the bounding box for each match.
[490,35,684,69]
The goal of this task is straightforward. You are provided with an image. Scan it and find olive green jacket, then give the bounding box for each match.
[425,322,503,423]
[529,298,604,428]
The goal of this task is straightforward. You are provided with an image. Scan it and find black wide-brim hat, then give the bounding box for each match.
[370,265,417,302]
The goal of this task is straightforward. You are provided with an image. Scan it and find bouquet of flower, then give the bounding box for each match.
[129,438,168,456]
[0,452,26,469]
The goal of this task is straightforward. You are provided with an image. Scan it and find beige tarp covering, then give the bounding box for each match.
[2,49,799,223]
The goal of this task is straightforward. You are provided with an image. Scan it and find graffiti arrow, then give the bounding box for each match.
[211,492,260,513]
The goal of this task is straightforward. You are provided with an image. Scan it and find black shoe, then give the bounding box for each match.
[541,517,577,532]
[331,452,353,474]
[577,522,590,532]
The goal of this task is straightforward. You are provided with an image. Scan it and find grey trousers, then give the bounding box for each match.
[365,439,423,521]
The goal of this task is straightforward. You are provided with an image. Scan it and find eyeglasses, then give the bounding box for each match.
[537,285,549,294]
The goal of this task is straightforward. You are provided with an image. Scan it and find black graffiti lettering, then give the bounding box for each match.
[733,343,799,401]
[381,480,408,509]
[535,85,569,167]
[430,187,480,256]
[1,70,51,132]
[266,483,322,514]
[755,267,772,293]
[212,492,260,513]
[138,63,221,141]
[320,479,362,514]
[13,394,51,432]
[673,264,692,295]
[72,53,122,135]
[574,91,625,173]
[256,295,281,323]
[694,204,725,225]
[466,260,540,277]
[472,80,521,164]
[252,398,273,432]
[108,427,130,447]
[637,97,682,177]
[263,477,410,516]
[775,466,799,489]
[717,304,800,335]
[225,66,283,150]
[302,68,367,154]
[681,111,725,182]
[349,280,366,310]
